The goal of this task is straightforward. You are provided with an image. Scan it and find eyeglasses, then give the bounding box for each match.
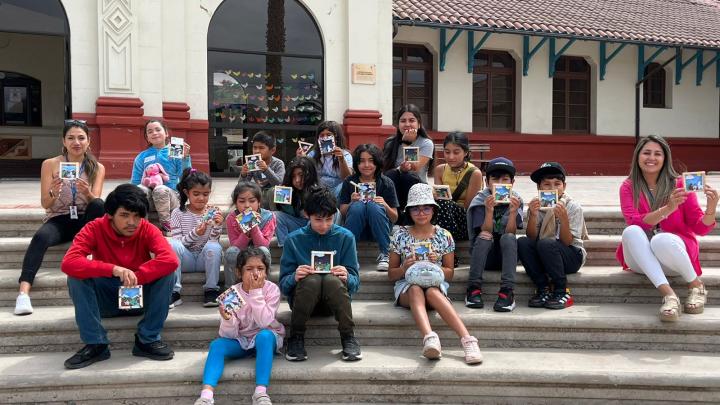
[409,206,433,215]
[64,119,87,126]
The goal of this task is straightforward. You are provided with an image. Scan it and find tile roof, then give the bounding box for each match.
[393,0,720,48]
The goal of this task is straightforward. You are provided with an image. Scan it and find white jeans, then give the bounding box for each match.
[621,225,697,288]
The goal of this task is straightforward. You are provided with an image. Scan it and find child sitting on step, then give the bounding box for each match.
[238,131,285,209]
[388,183,483,365]
[194,247,284,405]
[518,162,588,310]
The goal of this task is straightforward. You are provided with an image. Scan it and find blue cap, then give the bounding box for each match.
[485,157,516,177]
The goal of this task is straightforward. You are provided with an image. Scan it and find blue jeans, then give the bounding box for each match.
[170,239,222,293]
[343,201,391,255]
[202,329,277,387]
[67,272,174,345]
[224,245,272,286]
[274,212,308,247]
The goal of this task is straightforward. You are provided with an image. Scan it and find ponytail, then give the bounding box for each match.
[176,168,212,211]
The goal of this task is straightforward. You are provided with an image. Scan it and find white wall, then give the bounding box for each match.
[394,26,720,138]
[0,32,66,158]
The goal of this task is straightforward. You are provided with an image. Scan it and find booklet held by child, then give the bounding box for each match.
[169,137,184,159]
[433,185,451,200]
[311,250,334,273]
[493,184,512,204]
[237,207,260,233]
[539,190,558,209]
[217,285,245,317]
[413,242,433,262]
[119,286,143,309]
[683,171,705,192]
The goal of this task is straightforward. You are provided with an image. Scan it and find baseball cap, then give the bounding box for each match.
[530,162,567,184]
[485,157,516,177]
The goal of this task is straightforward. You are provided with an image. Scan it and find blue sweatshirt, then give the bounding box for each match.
[279,223,360,306]
[130,146,192,191]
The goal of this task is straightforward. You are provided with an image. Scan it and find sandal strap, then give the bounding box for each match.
[686,286,707,306]
[660,295,680,312]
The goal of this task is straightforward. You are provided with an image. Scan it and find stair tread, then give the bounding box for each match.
[2,347,719,389]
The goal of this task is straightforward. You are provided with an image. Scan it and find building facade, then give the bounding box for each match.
[0,0,718,178]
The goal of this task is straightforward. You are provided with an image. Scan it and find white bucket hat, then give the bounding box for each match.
[405,183,439,212]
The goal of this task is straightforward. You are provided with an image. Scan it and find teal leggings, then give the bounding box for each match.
[202,329,277,387]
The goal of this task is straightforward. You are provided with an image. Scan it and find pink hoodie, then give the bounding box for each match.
[616,178,716,275]
[218,280,285,351]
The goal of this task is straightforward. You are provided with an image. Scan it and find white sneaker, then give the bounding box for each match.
[193,397,214,405]
[14,293,33,315]
[422,331,441,359]
[252,392,272,405]
[376,253,389,271]
[461,335,483,364]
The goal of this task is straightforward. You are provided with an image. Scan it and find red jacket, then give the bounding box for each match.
[61,215,179,285]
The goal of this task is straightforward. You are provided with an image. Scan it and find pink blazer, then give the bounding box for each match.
[218,280,285,350]
[616,178,716,276]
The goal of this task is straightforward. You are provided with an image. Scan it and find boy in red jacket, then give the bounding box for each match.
[61,184,179,369]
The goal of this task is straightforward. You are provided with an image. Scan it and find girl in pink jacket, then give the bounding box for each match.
[617,135,718,322]
[195,247,285,405]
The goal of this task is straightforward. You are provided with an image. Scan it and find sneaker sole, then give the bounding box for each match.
[64,350,111,370]
[14,308,33,316]
[376,263,389,271]
[422,347,441,360]
[528,301,546,308]
[284,353,307,361]
[465,355,484,365]
[132,346,174,361]
[169,299,183,309]
[493,301,516,312]
[341,352,363,361]
[545,303,573,310]
[464,299,484,309]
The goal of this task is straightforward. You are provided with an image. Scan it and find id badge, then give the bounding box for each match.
[70,205,78,219]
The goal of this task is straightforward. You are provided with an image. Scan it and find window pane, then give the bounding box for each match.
[569,105,587,118]
[407,87,427,98]
[492,87,513,102]
[491,75,512,88]
[552,116,565,130]
[569,79,587,92]
[407,70,426,87]
[552,90,566,104]
[491,115,512,129]
[569,91,586,104]
[407,98,426,111]
[393,69,402,86]
[474,101,488,114]
[393,46,403,63]
[406,47,432,63]
[553,78,565,91]
[569,118,588,130]
[473,114,488,130]
[474,52,489,67]
[492,53,515,68]
[552,104,565,117]
[492,102,513,115]
[569,58,588,73]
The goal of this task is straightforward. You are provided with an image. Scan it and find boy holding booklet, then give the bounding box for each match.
[279,185,362,362]
[518,162,588,310]
[465,157,523,311]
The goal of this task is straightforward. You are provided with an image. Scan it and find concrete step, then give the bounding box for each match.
[1,347,719,404]
[3,207,718,237]
[3,265,720,307]
[3,302,720,354]
[3,233,720,270]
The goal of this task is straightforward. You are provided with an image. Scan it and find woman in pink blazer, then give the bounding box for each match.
[617,135,718,322]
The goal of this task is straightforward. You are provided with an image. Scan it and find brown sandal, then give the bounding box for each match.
[684,284,708,314]
[659,295,680,322]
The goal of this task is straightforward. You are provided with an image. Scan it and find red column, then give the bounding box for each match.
[162,102,210,174]
[343,109,396,151]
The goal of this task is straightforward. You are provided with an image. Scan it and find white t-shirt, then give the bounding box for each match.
[394,136,434,183]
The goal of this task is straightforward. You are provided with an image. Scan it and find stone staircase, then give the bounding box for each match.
[1,204,720,403]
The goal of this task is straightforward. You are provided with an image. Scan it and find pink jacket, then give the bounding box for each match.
[616,178,716,275]
[218,280,285,350]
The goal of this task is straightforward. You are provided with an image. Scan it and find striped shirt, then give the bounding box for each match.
[170,207,222,252]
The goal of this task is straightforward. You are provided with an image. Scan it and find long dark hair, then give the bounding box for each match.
[62,121,100,184]
[176,168,212,211]
[143,119,170,147]
[353,143,383,180]
[231,181,262,211]
[443,131,471,163]
[312,121,347,172]
[282,156,319,211]
[382,104,434,174]
[235,246,270,277]
[629,135,678,210]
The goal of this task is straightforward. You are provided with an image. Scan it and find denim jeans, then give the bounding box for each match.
[343,201,391,255]
[224,245,272,286]
[274,212,308,247]
[67,272,174,345]
[170,239,222,293]
[517,237,582,291]
[469,233,518,290]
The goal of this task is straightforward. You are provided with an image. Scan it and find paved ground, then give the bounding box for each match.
[1,175,718,209]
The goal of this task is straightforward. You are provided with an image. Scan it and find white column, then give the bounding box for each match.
[97,0,140,97]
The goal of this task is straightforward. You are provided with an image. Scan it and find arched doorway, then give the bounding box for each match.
[0,0,70,177]
[207,0,324,175]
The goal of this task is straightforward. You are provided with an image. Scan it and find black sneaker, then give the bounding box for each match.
[64,344,110,369]
[340,333,362,361]
[169,291,183,309]
[528,287,551,308]
[203,290,220,307]
[132,334,174,360]
[493,288,516,312]
[465,286,484,308]
[285,334,307,361]
[545,288,574,310]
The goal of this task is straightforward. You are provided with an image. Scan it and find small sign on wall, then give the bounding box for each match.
[351,63,376,85]
[0,136,31,159]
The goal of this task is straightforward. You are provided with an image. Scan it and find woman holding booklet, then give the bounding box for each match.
[432,132,483,241]
[617,135,718,322]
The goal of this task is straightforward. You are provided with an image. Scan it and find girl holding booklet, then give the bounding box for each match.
[432,132,484,241]
[15,120,106,316]
[339,144,399,271]
[617,135,718,321]
[387,184,483,365]
[382,104,435,224]
[225,182,276,286]
[194,247,285,405]
[297,121,353,196]
[169,169,224,308]
[272,156,320,246]
[130,119,192,232]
